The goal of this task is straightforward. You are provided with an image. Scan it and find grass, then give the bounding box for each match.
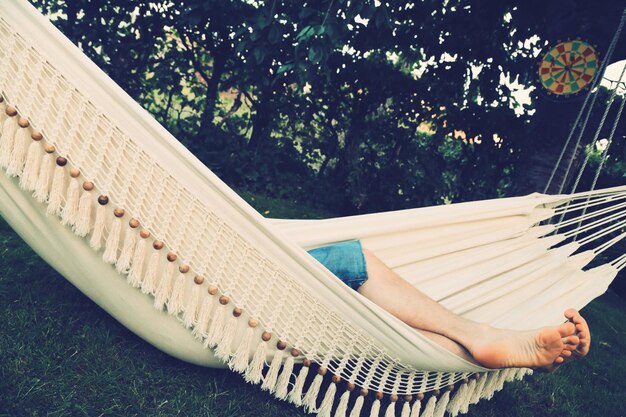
[1,191,625,417]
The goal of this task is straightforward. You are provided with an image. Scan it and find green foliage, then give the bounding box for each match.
[28,0,626,215]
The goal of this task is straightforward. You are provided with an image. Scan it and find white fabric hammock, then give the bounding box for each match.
[0,2,623,417]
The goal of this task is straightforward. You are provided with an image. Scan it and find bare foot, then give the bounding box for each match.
[565,308,591,358]
[468,322,576,369]
[542,309,591,372]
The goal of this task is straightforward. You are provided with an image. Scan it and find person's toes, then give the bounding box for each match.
[554,356,565,364]
[558,322,576,337]
[560,350,572,358]
[562,334,580,347]
[564,308,579,320]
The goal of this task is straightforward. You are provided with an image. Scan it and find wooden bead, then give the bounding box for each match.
[346,382,356,392]
[113,208,125,218]
[461,378,469,384]
[31,131,43,141]
[446,384,455,392]
[69,168,80,178]
[416,393,425,401]
[302,358,312,367]
[276,340,287,350]
[129,218,140,228]
[139,229,151,239]
[17,117,29,128]
[290,348,301,357]
[56,156,67,166]
[44,144,55,153]
[208,286,218,295]
[232,307,243,317]
[97,195,109,205]
[166,252,177,262]
[0,96,3,103]
[404,394,413,402]
[261,331,272,342]
[331,374,341,384]
[178,264,190,273]
[193,275,204,285]
[390,394,399,402]
[219,295,229,305]
[317,367,327,376]
[5,106,17,116]
[376,391,384,401]
[432,389,440,396]
[248,318,259,328]
[82,181,94,191]
[360,388,368,397]
[152,240,164,250]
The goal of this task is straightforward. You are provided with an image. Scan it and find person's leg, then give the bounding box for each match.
[358,247,584,369]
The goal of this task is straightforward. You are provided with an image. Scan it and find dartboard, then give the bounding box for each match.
[538,40,599,96]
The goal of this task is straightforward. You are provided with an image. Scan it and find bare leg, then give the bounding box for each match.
[358,248,582,369]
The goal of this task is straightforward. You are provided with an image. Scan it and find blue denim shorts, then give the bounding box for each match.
[307,240,368,290]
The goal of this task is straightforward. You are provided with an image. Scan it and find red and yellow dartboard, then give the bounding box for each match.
[538,40,599,96]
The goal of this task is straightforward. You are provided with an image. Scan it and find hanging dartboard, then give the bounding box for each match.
[538,40,600,96]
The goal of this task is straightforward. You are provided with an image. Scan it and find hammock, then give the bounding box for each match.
[0,2,624,417]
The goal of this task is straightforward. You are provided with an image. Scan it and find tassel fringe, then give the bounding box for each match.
[261,349,284,392]
[127,238,147,287]
[102,217,122,264]
[115,227,137,273]
[0,116,18,168]
[245,340,267,384]
[369,399,381,417]
[46,165,66,215]
[182,283,202,328]
[289,365,309,406]
[192,295,214,340]
[167,273,187,315]
[334,390,350,417]
[349,395,364,417]
[384,401,396,417]
[229,326,254,372]
[60,177,80,226]
[215,315,238,359]
[302,373,324,411]
[19,140,42,190]
[154,261,175,311]
[73,191,93,237]
[141,250,161,294]
[6,127,30,177]
[433,391,450,417]
[400,400,410,417]
[274,355,295,400]
[420,396,437,417]
[89,204,107,250]
[33,152,54,202]
[316,382,336,417]
[205,303,226,348]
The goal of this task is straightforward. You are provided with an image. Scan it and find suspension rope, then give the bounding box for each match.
[563,209,626,239]
[556,199,626,229]
[576,217,626,246]
[595,230,626,255]
[568,64,626,196]
[546,7,626,195]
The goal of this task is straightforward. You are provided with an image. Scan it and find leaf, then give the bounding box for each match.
[268,26,280,44]
[296,26,315,42]
[277,63,294,74]
[308,45,324,64]
[253,47,265,64]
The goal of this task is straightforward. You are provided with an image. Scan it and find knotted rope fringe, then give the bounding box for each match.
[0,94,538,415]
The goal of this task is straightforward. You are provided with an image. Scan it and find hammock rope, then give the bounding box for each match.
[544,6,626,195]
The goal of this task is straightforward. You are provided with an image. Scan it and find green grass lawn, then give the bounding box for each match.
[1,192,625,417]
